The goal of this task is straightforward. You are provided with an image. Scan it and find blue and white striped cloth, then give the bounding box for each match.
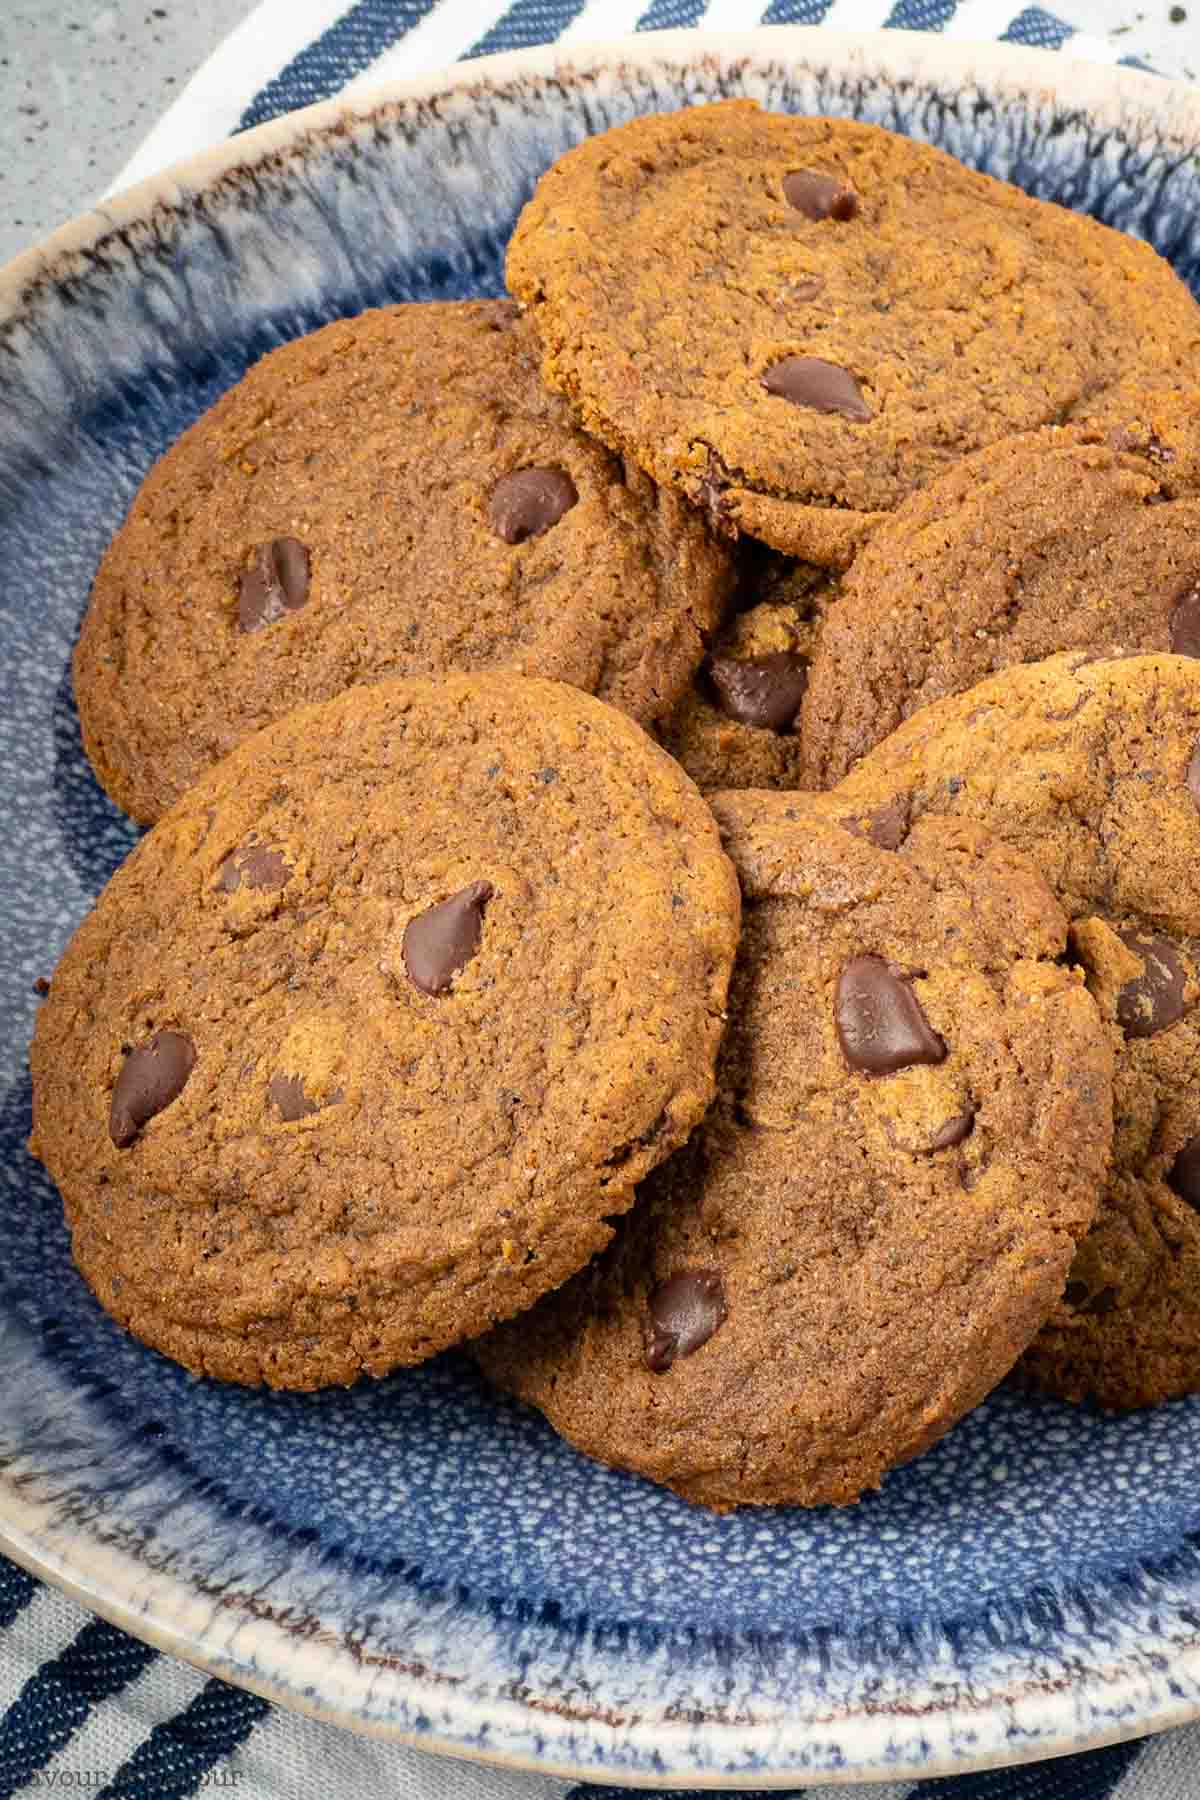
[4,1,1200,1796]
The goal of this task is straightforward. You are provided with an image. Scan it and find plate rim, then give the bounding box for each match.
[5,25,1200,1787]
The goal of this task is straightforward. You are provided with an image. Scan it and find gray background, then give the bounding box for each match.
[0,0,252,266]
[2,0,1200,268]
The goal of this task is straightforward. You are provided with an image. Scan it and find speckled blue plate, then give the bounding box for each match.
[4,29,1200,1788]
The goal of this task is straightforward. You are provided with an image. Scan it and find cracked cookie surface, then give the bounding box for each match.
[506,103,1200,567]
[74,300,733,823]
[659,551,835,792]
[30,673,741,1389]
[476,797,1111,1509]
[826,652,1200,1409]
[803,395,1200,785]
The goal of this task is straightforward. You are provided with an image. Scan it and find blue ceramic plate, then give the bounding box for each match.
[4,29,1200,1788]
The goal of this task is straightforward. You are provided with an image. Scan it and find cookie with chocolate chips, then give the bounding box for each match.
[29,673,741,1389]
[825,651,1200,1410]
[476,797,1112,1509]
[660,552,836,791]
[74,300,733,823]
[802,395,1200,784]
[506,103,1200,568]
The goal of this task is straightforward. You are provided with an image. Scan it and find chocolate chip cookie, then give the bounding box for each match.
[74,300,733,823]
[660,553,835,791]
[826,651,1200,1410]
[803,395,1200,784]
[477,797,1112,1508]
[507,103,1200,568]
[30,673,741,1389]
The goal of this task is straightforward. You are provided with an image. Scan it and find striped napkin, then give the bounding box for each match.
[4,1,1200,1796]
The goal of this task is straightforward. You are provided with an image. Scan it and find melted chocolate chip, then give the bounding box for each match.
[707,652,807,732]
[929,1109,974,1150]
[1115,927,1186,1039]
[109,1031,196,1147]
[489,468,578,543]
[835,957,947,1075]
[1168,1135,1200,1209]
[217,843,292,893]
[269,1072,324,1121]
[403,882,493,996]
[238,537,310,632]
[1063,1280,1090,1307]
[1170,581,1200,658]
[783,168,859,222]
[645,1268,726,1373]
[762,357,872,423]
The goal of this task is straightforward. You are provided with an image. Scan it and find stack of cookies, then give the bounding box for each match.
[31,101,1200,1510]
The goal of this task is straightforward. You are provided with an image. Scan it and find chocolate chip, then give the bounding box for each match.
[403,882,493,996]
[489,468,578,544]
[1189,738,1200,813]
[238,537,310,633]
[783,168,859,222]
[929,1109,974,1150]
[109,1031,196,1147]
[1170,581,1200,657]
[217,843,292,893]
[1115,927,1185,1039]
[707,652,807,731]
[645,1268,726,1373]
[864,796,909,852]
[762,357,872,422]
[1168,1136,1200,1208]
[269,1072,326,1121]
[32,976,50,997]
[1063,1280,1090,1307]
[835,956,947,1075]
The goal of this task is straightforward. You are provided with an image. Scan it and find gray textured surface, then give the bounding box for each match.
[0,0,253,268]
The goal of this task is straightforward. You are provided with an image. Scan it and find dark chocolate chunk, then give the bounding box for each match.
[109,1031,196,1147]
[269,1072,326,1121]
[762,357,872,423]
[862,796,910,852]
[1170,581,1200,658]
[1115,927,1186,1039]
[403,882,494,996]
[489,468,578,543]
[783,168,859,222]
[1168,1136,1200,1209]
[1064,1280,1090,1307]
[238,537,310,633]
[929,1109,974,1150]
[645,1268,727,1373]
[217,842,292,893]
[835,956,947,1075]
[707,652,808,732]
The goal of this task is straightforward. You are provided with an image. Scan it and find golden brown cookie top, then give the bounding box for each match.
[31,673,741,1391]
[507,103,1200,566]
[477,797,1112,1509]
[74,300,733,823]
[802,395,1200,785]
[828,652,1200,1409]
